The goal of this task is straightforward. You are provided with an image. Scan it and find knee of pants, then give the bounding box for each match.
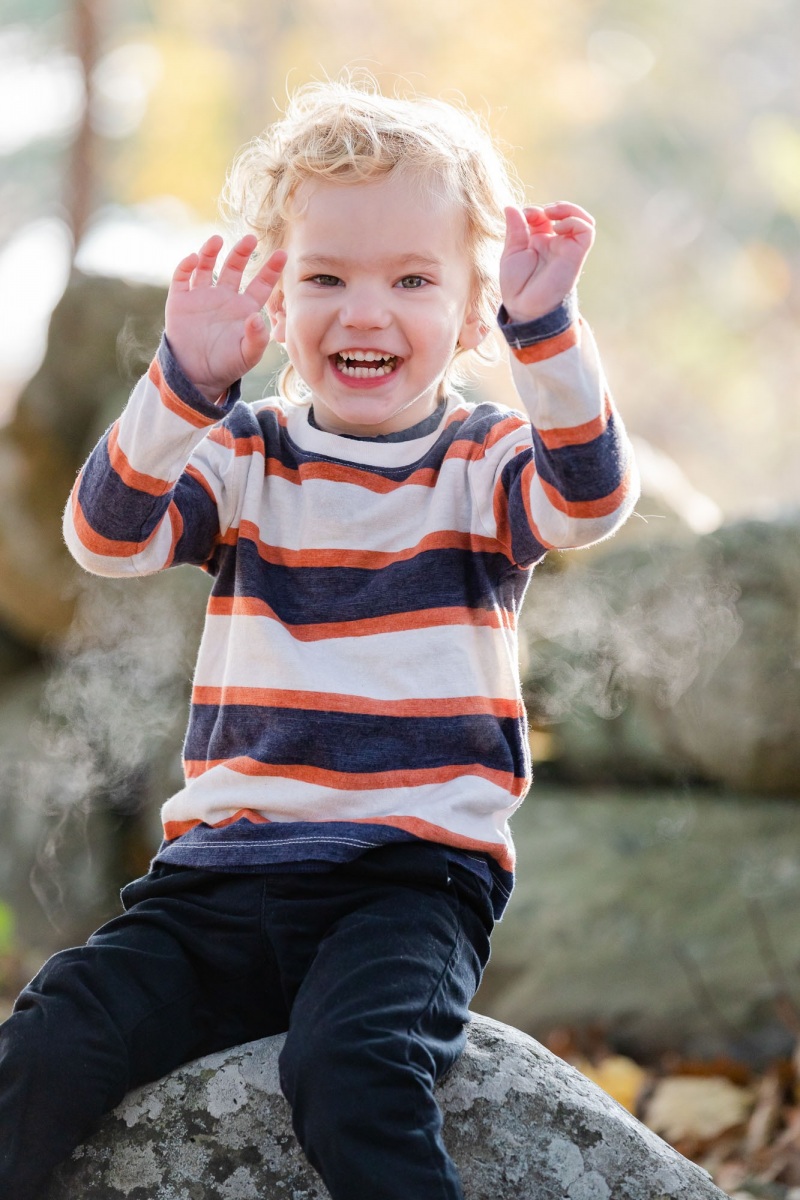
[11,949,130,1071]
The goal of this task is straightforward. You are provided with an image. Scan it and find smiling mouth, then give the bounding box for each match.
[334,351,399,378]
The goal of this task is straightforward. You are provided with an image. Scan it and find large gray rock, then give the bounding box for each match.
[0,272,167,646]
[478,787,800,1061]
[522,514,800,794]
[43,1013,725,1200]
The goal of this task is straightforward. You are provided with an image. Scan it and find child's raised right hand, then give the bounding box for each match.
[165,234,287,405]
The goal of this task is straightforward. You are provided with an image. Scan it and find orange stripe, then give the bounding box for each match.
[539,470,632,520]
[205,596,515,639]
[273,458,441,493]
[191,685,524,720]
[519,460,556,551]
[483,413,528,450]
[163,808,269,840]
[148,358,218,429]
[237,521,501,570]
[184,462,218,504]
[208,426,265,457]
[182,756,526,796]
[70,490,157,558]
[537,395,612,451]
[107,423,173,496]
[511,323,579,364]
[492,475,513,556]
[164,501,183,567]
[444,404,471,426]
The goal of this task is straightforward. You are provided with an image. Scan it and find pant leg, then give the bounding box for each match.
[0,865,287,1200]
[275,849,492,1200]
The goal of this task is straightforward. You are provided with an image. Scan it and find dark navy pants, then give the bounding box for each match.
[0,843,492,1199]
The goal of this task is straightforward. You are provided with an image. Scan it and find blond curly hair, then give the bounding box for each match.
[223,76,524,400]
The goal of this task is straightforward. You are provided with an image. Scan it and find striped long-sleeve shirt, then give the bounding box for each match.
[63,298,638,917]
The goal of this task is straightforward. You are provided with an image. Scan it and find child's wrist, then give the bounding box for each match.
[158,336,241,414]
[497,293,577,349]
[500,290,575,326]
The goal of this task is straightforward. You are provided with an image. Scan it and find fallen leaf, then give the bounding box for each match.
[576,1055,649,1114]
[643,1076,754,1143]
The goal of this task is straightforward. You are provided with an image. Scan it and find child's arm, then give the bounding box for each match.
[487,202,638,560]
[63,238,285,577]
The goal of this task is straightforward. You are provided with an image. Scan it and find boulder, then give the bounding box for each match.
[522,514,800,794]
[43,1013,725,1200]
[477,787,800,1062]
[0,271,167,647]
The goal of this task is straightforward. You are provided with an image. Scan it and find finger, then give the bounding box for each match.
[244,249,288,308]
[542,201,595,226]
[241,310,271,369]
[192,235,224,286]
[215,234,259,291]
[523,206,554,234]
[171,252,199,292]
[503,206,532,255]
[548,216,596,245]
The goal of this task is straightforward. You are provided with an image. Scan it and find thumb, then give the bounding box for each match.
[241,311,270,370]
[503,206,531,256]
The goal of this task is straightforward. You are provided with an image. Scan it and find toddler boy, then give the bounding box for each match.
[0,80,638,1199]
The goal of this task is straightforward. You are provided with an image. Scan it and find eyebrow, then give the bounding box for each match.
[296,253,444,271]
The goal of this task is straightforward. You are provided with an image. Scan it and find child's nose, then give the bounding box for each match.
[339,286,391,329]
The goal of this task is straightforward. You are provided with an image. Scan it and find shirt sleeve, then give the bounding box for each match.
[484,296,639,567]
[62,336,246,577]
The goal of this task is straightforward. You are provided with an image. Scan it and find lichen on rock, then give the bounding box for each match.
[43,1014,727,1200]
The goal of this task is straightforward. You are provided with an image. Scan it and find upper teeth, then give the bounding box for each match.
[335,350,398,377]
[339,350,394,362]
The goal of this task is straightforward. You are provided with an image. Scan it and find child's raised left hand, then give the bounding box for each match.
[499,202,595,324]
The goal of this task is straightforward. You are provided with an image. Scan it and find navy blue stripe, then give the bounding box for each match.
[497,293,577,349]
[172,475,221,566]
[77,434,171,544]
[155,824,512,918]
[499,451,550,568]
[207,539,522,621]
[159,335,241,418]
[530,414,628,503]
[161,819,422,862]
[184,704,526,778]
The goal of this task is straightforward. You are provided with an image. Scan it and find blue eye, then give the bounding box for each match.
[397,275,427,289]
[310,274,342,286]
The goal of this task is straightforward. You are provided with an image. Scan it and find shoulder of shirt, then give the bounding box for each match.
[445,394,529,434]
[211,393,292,434]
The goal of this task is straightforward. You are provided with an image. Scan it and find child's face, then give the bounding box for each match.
[269,172,485,436]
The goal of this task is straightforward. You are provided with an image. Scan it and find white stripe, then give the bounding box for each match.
[526,470,628,548]
[114,373,212,483]
[62,498,178,577]
[193,613,521,703]
[510,325,607,431]
[250,463,487,553]
[161,764,522,851]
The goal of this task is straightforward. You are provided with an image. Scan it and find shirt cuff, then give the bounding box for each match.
[497,292,578,351]
[157,334,242,419]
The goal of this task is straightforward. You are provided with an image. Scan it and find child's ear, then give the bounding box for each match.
[458,305,489,351]
[268,288,287,343]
